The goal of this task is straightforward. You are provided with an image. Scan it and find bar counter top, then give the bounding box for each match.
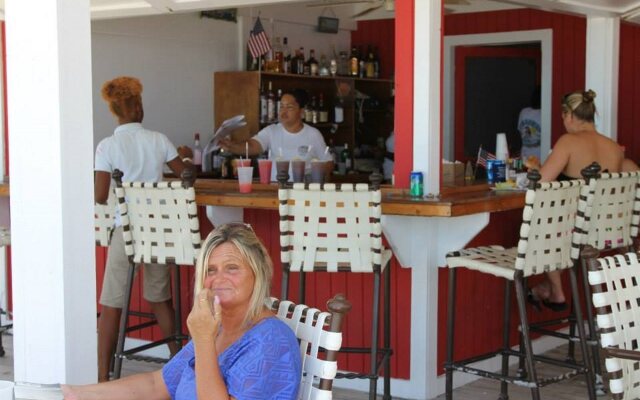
[195,179,526,217]
[0,179,525,217]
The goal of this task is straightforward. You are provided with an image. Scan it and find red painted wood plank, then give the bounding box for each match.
[394,0,414,188]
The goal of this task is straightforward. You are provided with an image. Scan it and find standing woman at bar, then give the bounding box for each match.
[525,89,624,311]
[94,76,192,381]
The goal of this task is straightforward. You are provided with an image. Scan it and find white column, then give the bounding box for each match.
[5,0,97,386]
[413,0,441,195]
[585,16,619,140]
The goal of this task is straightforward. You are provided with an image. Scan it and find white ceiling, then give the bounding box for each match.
[0,0,639,24]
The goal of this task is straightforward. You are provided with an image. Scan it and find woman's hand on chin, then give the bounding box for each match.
[187,289,220,344]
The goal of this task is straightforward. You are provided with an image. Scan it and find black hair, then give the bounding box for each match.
[531,85,541,109]
[282,88,309,108]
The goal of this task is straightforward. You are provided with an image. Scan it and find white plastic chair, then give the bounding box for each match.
[112,168,201,378]
[445,170,596,400]
[277,173,392,400]
[266,294,351,400]
[587,251,640,400]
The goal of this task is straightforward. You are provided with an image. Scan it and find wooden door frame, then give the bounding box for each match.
[443,29,552,163]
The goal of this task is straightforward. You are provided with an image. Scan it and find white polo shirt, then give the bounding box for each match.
[253,123,332,181]
[94,122,179,225]
[95,122,178,182]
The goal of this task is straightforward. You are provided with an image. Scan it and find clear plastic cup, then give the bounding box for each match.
[233,158,252,178]
[275,160,290,181]
[258,159,273,184]
[237,166,254,193]
[310,160,327,184]
[291,159,306,183]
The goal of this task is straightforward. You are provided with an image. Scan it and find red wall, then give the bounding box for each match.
[618,22,640,162]
[438,8,587,374]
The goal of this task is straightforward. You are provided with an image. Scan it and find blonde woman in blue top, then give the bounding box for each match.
[62,223,301,400]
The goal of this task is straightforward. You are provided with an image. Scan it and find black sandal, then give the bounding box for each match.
[526,288,542,312]
[542,299,568,312]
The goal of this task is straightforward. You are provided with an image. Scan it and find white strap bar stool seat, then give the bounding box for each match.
[112,168,201,378]
[278,173,392,400]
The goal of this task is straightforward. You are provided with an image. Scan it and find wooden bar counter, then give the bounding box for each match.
[194,179,526,216]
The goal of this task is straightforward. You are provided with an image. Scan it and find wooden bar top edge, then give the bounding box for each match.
[194,179,525,217]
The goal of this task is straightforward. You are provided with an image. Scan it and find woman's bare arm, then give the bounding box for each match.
[62,370,169,400]
[94,171,111,204]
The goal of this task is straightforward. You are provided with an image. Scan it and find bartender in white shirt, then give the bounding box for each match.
[219,88,333,181]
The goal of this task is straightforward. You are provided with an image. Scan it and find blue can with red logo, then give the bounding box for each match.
[410,171,424,197]
[486,159,506,184]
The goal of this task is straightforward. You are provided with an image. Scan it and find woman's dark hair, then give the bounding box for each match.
[282,88,309,108]
[562,89,597,123]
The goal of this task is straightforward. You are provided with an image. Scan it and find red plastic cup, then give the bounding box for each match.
[258,159,273,184]
[237,166,253,193]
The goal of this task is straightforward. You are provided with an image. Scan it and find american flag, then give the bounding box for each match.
[476,146,496,168]
[247,17,271,59]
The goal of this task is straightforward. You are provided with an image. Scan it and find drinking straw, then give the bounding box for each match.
[245,142,249,160]
[324,146,329,155]
[268,149,271,159]
[279,147,283,157]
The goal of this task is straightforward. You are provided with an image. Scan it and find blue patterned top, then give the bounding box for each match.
[162,317,301,400]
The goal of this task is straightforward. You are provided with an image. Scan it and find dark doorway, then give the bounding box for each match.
[454,45,541,161]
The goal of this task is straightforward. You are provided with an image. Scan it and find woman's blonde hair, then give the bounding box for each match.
[193,223,273,327]
[562,89,597,123]
[101,76,143,119]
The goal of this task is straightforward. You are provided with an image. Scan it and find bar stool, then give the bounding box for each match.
[266,294,352,400]
[112,168,201,378]
[586,251,640,400]
[94,188,117,247]
[445,170,596,400]
[0,226,10,357]
[529,164,640,393]
[277,172,393,400]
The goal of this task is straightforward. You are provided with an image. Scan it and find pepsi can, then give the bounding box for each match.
[410,171,424,197]
[486,160,506,184]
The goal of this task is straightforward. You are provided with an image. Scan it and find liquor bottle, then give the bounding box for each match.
[328,139,338,171]
[272,37,283,73]
[310,96,318,124]
[307,49,319,76]
[341,143,352,172]
[304,97,313,122]
[365,46,375,78]
[276,89,283,118]
[260,83,268,123]
[318,93,329,123]
[282,37,291,74]
[358,46,366,78]
[212,148,224,178]
[349,47,359,76]
[334,96,344,124]
[266,81,276,123]
[298,47,306,75]
[193,133,202,168]
[373,46,380,78]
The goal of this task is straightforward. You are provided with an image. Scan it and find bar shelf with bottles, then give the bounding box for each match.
[214,74,393,183]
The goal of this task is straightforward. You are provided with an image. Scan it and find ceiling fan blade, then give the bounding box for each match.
[352,4,384,18]
[443,0,470,5]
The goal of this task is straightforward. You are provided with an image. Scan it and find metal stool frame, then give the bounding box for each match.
[445,169,596,400]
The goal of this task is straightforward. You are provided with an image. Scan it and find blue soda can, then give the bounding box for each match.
[410,171,424,197]
[486,160,506,184]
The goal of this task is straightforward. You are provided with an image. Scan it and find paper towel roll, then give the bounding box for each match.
[495,133,509,161]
